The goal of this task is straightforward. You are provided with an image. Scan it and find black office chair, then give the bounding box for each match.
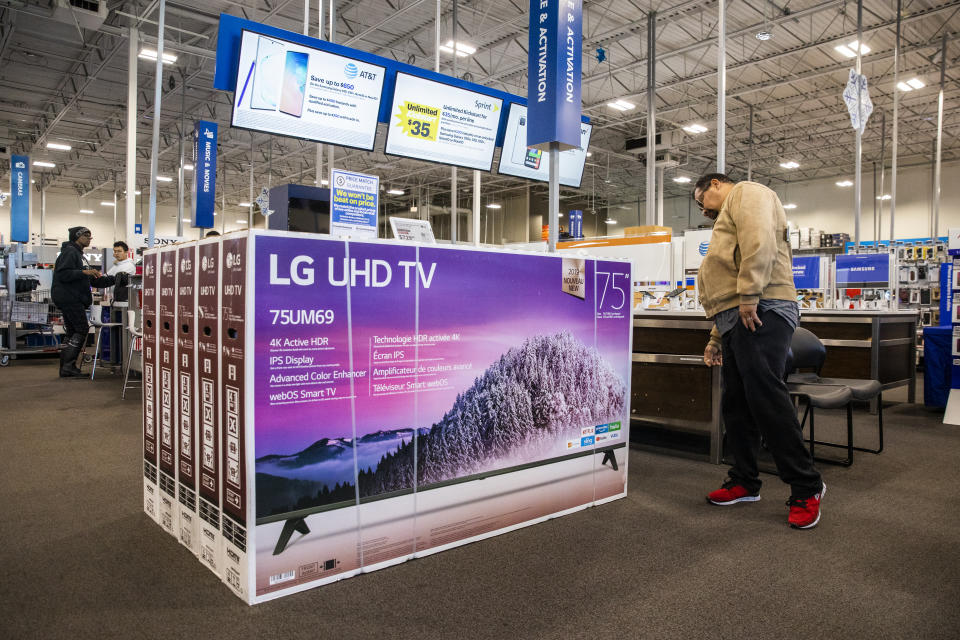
[787,327,884,455]
[784,328,855,466]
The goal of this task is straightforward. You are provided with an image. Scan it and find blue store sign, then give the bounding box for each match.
[9,155,29,243]
[527,0,583,151]
[191,121,218,228]
[568,210,583,238]
[792,256,821,289]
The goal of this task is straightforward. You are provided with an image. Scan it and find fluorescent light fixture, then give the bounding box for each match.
[321,179,329,185]
[79,209,94,214]
[410,206,418,213]
[836,180,854,187]
[33,161,55,168]
[605,218,617,224]
[558,213,564,218]
[877,194,892,201]
[783,203,798,209]
[586,152,592,157]
[898,77,925,91]
[238,202,251,207]
[836,40,870,58]
[755,31,772,41]
[682,123,708,134]
[30,179,35,184]
[46,142,72,151]
[236,219,248,224]
[138,48,177,64]
[672,176,692,184]
[183,164,194,171]
[607,99,635,111]
[387,189,405,195]
[100,201,116,207]
[779,161,800,169]
[439,40,476,57]
[486,203,502,209]
[156,175,173,182]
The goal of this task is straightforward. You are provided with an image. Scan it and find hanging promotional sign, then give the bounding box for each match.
[191,120,218,228]
[10,155,30,243]
[527,0,583,151]
[330,169,379,239]
[792,256,822,289]
[842,70,873,135]
[499,103,591,187]
[568,210,583,238]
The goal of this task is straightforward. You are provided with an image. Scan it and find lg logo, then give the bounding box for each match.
[226,252,241,269]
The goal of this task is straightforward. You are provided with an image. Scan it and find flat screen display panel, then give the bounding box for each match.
[497,103,592,188]
[384,72,503,171]
[231,30,386,151]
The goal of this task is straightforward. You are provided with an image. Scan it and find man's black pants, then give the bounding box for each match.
[59,303,89,344]
[721,309,822,498]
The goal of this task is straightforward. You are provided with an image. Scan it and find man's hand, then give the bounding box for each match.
[704,343,722,367]
[739,303,762,331]
[82,269,101,278]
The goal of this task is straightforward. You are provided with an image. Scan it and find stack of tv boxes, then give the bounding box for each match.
[141,234,250,600]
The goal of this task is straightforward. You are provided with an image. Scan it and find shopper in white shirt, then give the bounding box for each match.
[108,241,136,276]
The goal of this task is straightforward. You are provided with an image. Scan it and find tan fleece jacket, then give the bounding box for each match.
[697,181,797,349]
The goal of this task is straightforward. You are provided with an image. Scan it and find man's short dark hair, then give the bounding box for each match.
[113,241,129,251]
[693,173,735,196]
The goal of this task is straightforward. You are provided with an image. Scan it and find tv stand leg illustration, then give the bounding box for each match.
[273,516,310,555]
[600,449,619,471]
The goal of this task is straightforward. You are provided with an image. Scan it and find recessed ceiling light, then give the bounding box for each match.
[673,176,692,184]
[410,206,418,213]
[586,152,592,157]
[321,179,329,185]
[836,180,854,187]
[33,161,55,168]
[682,123,708,134]
[605,218,617,224]
[877,194,892,201]
[607,99,635,111]
[755,31,772,41]
[238,202,251,207]
[779,161,800,169]
[46,142,72,151]
[783,203,798,209]
[79,209,94,214]
[486,203,502,209]
[236,219,248,224]
[439,40,476,56]
[183,164,194,171]
[387,189,405,195]
[558,213,564,218]
[156,175,173,182]
[100,201,115,207]
[139,48,177,64]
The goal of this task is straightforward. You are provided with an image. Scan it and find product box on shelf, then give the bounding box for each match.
[141,252,159,523]
[156,246,179,536]
[176,243,200,555]
[196,238,223,575]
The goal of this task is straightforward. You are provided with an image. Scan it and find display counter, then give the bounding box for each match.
[630,308,918,462]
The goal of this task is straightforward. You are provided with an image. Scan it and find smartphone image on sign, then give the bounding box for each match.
[524,147,543,169]
[278,50,309,118]
[250,36,285,111]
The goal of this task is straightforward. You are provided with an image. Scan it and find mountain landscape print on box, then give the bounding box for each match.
[255,331,625,518]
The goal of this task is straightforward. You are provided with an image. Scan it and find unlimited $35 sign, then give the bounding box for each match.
[395,101,440,141]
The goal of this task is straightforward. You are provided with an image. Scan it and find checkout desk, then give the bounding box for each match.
[631,309,918,463]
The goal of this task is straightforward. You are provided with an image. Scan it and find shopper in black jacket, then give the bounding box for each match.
[52,226,122,377]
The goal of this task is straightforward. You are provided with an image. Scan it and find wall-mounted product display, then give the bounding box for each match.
[497,103,591,188]
[231,30,386,151]
[385,72,503,171]
[141,231,631,604]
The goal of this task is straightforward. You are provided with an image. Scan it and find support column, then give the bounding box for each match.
[890,0,900,242]
[126,25,138,244]
[853,0,863,248]
[656,165,664,226]
[327,0,336,187]
[933,33,946,239]
[717,0,726,172]
[146,0,167,249]
[450,0,459,243]
[645,12,656,226]
[747,104,753,181]
[473,170,480,246]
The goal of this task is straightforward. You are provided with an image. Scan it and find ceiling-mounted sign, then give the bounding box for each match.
[385,72,503,171]
[231,30,386,151]
[191,121,218,228]
[527,0,583,151]
[9,155,29,243]
[498,103,591,187]
[842,70,873,135]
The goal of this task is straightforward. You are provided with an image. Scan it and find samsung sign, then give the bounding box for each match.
[527,0,583,151]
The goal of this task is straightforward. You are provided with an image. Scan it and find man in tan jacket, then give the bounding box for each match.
[693,173,825,529]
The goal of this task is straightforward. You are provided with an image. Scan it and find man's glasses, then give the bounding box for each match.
[692,191,705,211]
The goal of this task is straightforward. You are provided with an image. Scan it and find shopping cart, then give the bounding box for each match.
[0,288,63,366]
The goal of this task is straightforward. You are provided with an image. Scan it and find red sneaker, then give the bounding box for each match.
[707,480,761,506]
[787,483,826,529]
